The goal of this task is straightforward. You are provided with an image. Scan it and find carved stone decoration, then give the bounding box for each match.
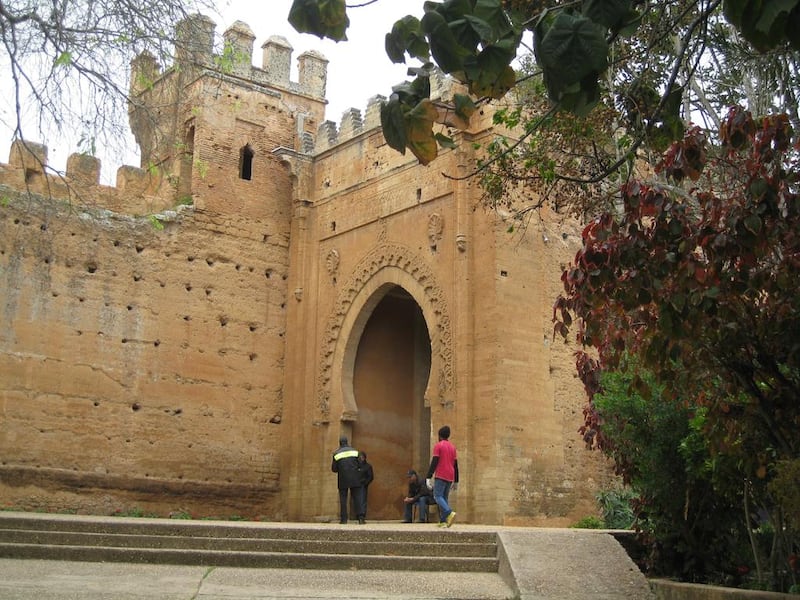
[377,218,388,243]
[456,233,467,252]
[316,243,454,416]
[325,248,340,280]
[427,213,444,248]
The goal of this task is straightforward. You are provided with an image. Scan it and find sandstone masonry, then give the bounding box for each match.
[0,15,615,524]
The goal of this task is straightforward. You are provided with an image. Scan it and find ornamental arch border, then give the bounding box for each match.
[316,243,454,422]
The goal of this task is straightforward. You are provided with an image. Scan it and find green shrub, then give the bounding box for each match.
[597,488,636,529]
[571,515,605,529]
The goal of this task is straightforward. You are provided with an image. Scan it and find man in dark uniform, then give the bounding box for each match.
[332,435,365,524]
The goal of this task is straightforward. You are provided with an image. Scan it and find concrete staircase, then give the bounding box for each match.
[0,512,498,572]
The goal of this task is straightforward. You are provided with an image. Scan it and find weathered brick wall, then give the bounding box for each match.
[0,192,288,518]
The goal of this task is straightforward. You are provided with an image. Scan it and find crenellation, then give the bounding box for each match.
[316,120,338,152]
[338,108,363,141]
[129,51,161,97]
[297,50,328,98]
[301,131,315,154]
[114,165,151,192]
[66,153,101,186]
[223,20,256,78]
[9,139,47,174]
[175,13,215,70]
[261,35,293,87]
[364,95,386,129]
[430,68,453,100]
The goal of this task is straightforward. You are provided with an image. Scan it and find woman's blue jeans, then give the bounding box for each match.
[433,477,453,522]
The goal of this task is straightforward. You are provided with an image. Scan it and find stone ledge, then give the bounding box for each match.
[650,579,798,599]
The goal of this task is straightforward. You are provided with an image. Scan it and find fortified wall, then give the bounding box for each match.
[0,15,615,524]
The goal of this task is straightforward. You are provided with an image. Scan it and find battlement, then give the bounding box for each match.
[0,16,468,216]
[311,68,460,154]
[131,15,329,102]
[0,140,176,216]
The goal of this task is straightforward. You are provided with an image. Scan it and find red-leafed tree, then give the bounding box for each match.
[554,106,800,589]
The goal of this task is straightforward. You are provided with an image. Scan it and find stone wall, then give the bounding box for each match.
[0,15,617,524]
[0,187,288,518]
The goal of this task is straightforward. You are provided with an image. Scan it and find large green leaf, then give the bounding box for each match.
[463,15,494,43]
[405,99,440,165]
[288,0,349,41]
[789,4,800,49]
[429,0,474,22]
[385,16,429,63]
[724,0,800,50]
[582,0,636,32]
[755,0,798,35]
[470,64,516,98]
[421,10,471,74]
[557,75,602,117]
[474,0,514,39]
[390,75,431,106]
[723,0,747,28]
[380,98,408,154]
[463,42,517,98]
[536,12,608,87]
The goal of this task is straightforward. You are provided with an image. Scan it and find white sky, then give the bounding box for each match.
[1,0,427,182]
[216,0,426,121]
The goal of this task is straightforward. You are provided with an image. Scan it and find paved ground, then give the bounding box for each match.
[0,559,514,599]
[0,520,655,600]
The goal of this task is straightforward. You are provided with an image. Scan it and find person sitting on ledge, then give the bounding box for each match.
[402,469,431,523]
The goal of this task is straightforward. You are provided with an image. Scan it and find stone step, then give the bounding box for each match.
[0,514,493,544]
[0,528,497,557]
[0,543,498,571]
[0,513,499,573]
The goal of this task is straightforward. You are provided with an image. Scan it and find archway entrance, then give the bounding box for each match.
[351,286,431,521]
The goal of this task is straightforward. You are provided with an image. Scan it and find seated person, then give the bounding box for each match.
[402,469,432,523]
